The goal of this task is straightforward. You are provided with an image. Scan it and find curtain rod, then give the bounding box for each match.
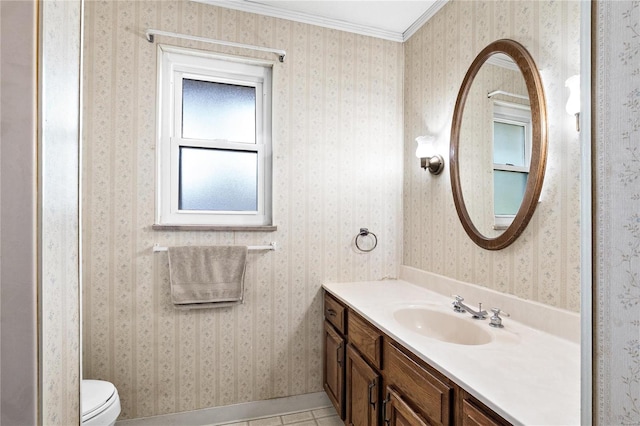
[145,29,286,63]
[487,90,529,101]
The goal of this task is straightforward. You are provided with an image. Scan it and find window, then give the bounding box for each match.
[492,101,532,229]
[156,45,272,227]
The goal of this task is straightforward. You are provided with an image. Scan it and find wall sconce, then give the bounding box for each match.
[415,135,444,175]
[565,74,580,131]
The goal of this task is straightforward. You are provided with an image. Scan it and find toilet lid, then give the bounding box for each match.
[82,380,116,420]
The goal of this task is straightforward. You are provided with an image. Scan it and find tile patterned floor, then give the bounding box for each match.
[220,407,342,426]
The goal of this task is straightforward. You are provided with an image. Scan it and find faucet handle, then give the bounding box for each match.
[451,295,465,313]
[491,307,510,317]
[489,307,510,328]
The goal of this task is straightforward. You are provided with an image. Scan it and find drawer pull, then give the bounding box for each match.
[368,382,377,407]
[326,308,337,317]
[382,393,391,425]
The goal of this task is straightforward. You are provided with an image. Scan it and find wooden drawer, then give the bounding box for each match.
[348,311,382,369]
[324,292,346,334]
[384,341,452,426]
[461,399,503,426]
[459,391,511,426]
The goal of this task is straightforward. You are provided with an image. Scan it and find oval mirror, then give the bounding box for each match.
[450,39,547,250]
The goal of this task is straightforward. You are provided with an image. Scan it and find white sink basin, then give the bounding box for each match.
[393,306,493,345]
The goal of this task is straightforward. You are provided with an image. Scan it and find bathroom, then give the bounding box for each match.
[1,0,639,425]
[81,0,578,420]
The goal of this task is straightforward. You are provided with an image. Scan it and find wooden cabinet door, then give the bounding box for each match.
[346,344,380,426]
[324,320,345,418]
[384,387,429,426]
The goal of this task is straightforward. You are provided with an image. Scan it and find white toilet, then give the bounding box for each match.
[81,380,121,426]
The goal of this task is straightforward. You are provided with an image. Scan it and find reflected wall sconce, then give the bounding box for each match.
[565,74,580,131]
[415,135,444,175]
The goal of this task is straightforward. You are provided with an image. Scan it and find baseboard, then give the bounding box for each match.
[116,392,332,426]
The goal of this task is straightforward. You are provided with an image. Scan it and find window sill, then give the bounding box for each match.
[152,224,277,232]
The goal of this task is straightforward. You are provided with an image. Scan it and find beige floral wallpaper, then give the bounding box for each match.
[403,0,581,312]
[81,0,403,419]
[41,0,82,424]
[594,1,640,423]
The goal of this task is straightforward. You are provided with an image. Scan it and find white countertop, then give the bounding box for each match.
[322,279,580,426]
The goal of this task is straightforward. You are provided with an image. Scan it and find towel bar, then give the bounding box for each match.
[153,242,277,252]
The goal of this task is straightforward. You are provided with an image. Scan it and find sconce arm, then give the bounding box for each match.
[421,155,445,175]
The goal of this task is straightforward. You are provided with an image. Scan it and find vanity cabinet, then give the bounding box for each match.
[323,290,512,426]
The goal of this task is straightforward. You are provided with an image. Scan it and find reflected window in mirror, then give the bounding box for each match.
[492,101,532,229]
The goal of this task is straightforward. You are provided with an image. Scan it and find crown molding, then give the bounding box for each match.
[403,0,448,41]
[486,53,519,71]
[195,0,449,43]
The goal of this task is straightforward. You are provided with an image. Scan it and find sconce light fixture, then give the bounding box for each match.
[415,135,444,175]
[565,74,580,131]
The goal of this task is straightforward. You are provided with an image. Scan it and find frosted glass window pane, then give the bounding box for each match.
[179,147,257,211]
[494,122,525,166]
[182,79,256,143]
[494,170,528,215]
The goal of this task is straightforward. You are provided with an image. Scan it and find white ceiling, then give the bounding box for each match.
[198,0,448,42]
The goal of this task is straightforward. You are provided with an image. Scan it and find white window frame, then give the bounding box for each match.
[492,101,532,230]
[155,45,273,226]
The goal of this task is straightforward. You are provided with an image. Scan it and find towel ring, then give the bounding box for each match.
[355,228,378,253]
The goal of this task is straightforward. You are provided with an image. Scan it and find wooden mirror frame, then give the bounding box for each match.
[450,39,548,250]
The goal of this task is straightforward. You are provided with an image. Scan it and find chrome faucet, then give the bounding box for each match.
[452,295,488,320]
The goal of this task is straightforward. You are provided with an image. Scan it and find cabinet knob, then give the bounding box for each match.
[326,308,337,317]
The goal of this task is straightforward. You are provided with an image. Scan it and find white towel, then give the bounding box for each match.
[167,245,247,308]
